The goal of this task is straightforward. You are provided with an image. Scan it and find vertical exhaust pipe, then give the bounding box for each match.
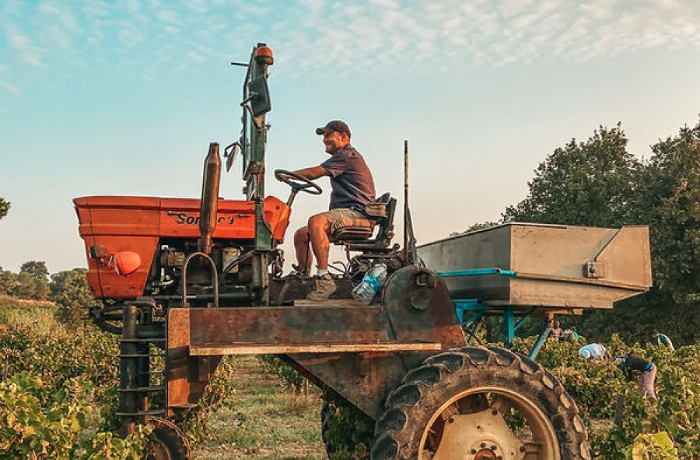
[198,142,221,254]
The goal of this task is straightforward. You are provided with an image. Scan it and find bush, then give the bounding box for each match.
[257,355,305,391]
[49,268,97,327]
[0,372,149,459]
[514,337,700,458]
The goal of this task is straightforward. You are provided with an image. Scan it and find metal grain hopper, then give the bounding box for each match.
[418,223,652,312]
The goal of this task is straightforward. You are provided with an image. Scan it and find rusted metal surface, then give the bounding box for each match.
[166,308,190,411]
[289,266,465,418]
[165,267,465,418]
[380,266,466,370]
[187,306,393,344]
[190,342,442,356]
[166,309,222,412]
[418,223,652,309]
[198,142,221,254]
[119,305,138,437]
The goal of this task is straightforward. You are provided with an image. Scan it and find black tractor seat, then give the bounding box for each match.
[332,193,397,252]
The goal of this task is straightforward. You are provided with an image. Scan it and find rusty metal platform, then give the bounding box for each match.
[189,341,442,356]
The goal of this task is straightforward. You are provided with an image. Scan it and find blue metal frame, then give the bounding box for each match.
[437,267,517,278]
[528,328,551,360]
[438,267,550,360]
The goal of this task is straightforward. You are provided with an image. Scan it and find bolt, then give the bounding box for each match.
[519,446,526,452]
[471,449,477,454]
[492,410,498,415]
[448,417,455,423]
[481,442,486,448]
[497,457,503,460]
[477,425,481,430]
[490,445,497,450]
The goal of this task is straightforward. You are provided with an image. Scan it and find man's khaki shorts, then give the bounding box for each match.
[323,208,374,232]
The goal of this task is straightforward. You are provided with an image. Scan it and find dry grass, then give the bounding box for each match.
[0,297,67,338]
[194,356,326,460]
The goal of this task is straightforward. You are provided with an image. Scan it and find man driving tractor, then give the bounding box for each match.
[291,120,376,300]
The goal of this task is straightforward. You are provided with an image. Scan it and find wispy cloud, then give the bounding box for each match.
[1,0,699,94]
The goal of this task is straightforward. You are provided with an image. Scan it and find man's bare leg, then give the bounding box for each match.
[305,214,336,301]
[293,226,313,273]
[307,214,331,271]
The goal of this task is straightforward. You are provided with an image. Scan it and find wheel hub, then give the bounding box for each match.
[474,449,497,460]
[432,409,525,460]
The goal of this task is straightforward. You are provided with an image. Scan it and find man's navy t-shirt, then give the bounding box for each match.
[320,145,376,212]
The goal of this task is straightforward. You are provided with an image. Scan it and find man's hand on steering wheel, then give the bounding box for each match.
[274,169,323,195]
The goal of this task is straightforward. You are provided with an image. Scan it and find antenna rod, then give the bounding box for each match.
[403,140,409,261]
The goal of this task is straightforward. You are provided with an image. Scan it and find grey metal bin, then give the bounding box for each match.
[418,223,652,311]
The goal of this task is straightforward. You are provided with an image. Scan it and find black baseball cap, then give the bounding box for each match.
[315,120,351,138]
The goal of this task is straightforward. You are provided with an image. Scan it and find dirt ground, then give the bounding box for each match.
[194,356,327,460]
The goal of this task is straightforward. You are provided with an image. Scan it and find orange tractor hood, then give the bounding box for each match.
[74,195,290,298]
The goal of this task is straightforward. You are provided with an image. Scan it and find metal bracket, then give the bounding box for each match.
[585,260,606,278]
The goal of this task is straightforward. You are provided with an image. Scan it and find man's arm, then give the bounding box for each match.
[293,166,329,180]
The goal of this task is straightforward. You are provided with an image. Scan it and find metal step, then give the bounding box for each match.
[117,409,166,417]
[120,338,166,343]
[118,385,165,393]
[119,353,165,358]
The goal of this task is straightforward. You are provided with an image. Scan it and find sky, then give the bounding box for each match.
[1,0,700,274]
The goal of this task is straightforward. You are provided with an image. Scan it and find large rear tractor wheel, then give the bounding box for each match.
[371,347,589,460]
[146,417,190,460]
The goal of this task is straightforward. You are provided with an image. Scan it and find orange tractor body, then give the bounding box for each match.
[74,195,290,298]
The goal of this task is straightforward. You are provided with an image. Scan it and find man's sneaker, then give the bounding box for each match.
[306,274,336,301]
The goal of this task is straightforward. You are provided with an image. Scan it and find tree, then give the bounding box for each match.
[13,271,37,299]
[49,269,96,327]
[610,119,700,345]
[19,261,50,300]
[449,221,500,237]
[0,270,18,296]
[20,261,49,282]
[454,120,700,345]
[632,120,700,306]
[503,124,639,228]
[0,197,9,220]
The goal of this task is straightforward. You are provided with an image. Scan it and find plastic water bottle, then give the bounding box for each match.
[352,264,388,305]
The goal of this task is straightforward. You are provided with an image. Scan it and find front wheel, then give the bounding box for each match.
[371,347,589,460]
[146,417,190,460]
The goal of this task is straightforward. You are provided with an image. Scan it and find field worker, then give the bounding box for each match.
[550,320,563,341]
[617,354,657,399]
[290,120,376,301]
[561,326,580,342]
[653,330,674,351]
[578,343,609,359]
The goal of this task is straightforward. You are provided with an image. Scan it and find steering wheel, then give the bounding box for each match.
[274,169,323,195]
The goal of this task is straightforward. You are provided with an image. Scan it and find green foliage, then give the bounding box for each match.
[513,338,700,459]
[20,261,49,282]
[49,268,98,327]
[18,261,51,300]
[626,432,679,460]
[449,221,500,237]
[0,270,18,296]
[179,356,239,443]
[503,123,638,228]
[321,390,373,460]
[0,197,9,220]
[0,371,149,459]
[1,309,119,395]
[1,302,239,454]
[485,118,700,346]
[0,267,50,301]
[632,121,700,310]
[258,355,305,391]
